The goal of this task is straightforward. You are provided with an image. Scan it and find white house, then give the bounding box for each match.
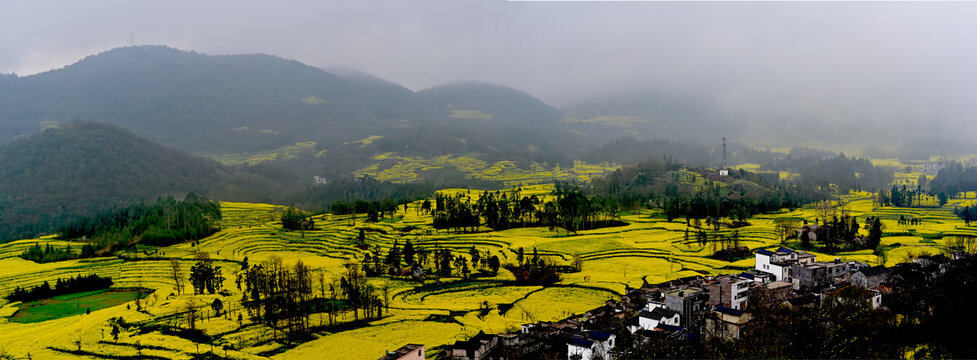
[636,307,681,332]
[755,247,815,282]
[567,331,615,360]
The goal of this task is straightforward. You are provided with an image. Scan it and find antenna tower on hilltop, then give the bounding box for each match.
[719,136,729,176]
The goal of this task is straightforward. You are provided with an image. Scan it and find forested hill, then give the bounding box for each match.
[0,46,570,156]
[418,81,564,128]
[0,45,404,153]
[0,121,225,242]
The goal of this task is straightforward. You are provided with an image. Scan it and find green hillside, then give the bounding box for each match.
[0,122,225,241]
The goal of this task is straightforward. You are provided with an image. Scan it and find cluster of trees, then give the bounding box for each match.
[188,253,224,295]
[806,214,883,252]
[280,206,314,231]
[430,184,623,234]
[54,194,221,260]
[240,256,318,338]
[878,184,938,208]
[508,247,561,286]
[19,242,85,263]
[955,205,977,225]
[329,197,402,223]
[929,162,977,200]
[360,240,501,281]
[759,151,894,193]
[6,274,113,302]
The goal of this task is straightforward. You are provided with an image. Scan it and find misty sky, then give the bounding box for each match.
[3,1,976,140]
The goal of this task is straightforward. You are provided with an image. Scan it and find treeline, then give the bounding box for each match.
[6,274,113,303]
[956,205,977,225]
[430,183,624,234]
[591,158,834,223]
[56,194,220,256]
[285,176,440,213]
[20,242,82,263]
[759,151,894,193]
[930,162,977,200]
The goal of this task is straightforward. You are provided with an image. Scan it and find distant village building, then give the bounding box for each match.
[380,344,424,360]
[313,175,328,185]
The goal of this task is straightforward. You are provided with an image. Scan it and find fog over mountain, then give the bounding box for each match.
[2,1,977,143]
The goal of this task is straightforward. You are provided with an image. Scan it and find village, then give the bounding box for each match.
[380,240,967,360]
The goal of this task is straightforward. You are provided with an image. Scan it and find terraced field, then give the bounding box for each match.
[1,182,976,359]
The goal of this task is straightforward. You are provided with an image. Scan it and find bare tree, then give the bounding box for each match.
[170,259,185,295]
[185,297,199,330]
[774,218,802,244]
[815,200,835,224]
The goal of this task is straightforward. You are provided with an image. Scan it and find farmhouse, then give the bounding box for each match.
[664,287,708,328]
[790,259,849,291]
[706,275,752,310]
[704,305,751,340]
[567,331,616,360]
[635,305,681,332]
[380,344,425,360]
[755,247,815,282]
[852,266,890,288]
[449,332,498,360]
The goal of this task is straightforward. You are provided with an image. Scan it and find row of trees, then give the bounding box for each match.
[430,183,623,234]
[360,239,502,280]
[7,274,113,302]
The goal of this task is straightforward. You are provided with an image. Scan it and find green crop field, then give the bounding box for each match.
[2,162,977,359]
[10,289,151,323]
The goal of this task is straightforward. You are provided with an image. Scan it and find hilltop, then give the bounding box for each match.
[0,121,226,241]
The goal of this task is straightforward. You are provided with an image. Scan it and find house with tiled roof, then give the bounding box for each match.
[852,266,890,289]
[567,331,616,360]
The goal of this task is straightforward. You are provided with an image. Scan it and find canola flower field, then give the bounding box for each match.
[1,181,976,358]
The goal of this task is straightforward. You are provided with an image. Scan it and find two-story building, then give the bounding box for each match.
[664,287,708,329]
[707,275,752,310]
[755,247,815,282]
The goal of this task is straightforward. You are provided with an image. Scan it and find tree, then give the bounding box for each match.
[403,240,415,267]
[281,205,306,230]
[211,298,224,317]
[170,259,185,295]
[774,218,802,244]
[488,255,501,275]
[185,298,199,330]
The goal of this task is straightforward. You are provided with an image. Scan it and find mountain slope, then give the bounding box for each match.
[0,121,226,241]
[418,81,564,128]
[0,46,427,153]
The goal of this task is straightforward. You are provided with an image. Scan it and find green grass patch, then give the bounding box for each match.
[10,288,151,323]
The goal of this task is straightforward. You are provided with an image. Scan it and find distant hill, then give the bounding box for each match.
[418,81,564,128]
[0,46,436,153]
[0,121,226,242]
[0,46,577,158]
[562,93,734,143]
